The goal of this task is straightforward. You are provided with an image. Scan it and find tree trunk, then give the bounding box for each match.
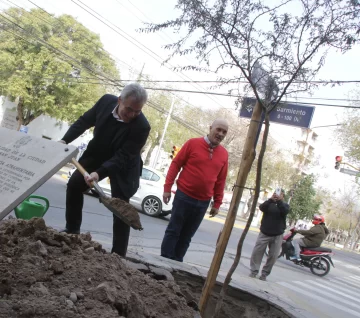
[144,142,154,165]
[352,235,360,251]
[343,222,353,249]
[199,101,262,316]
[15,97,38,130]
[213,112,270,318]
[144,136,160,166]
[23,109,33,126]
[242,191,254,219]
[288,219,296,227]
[16,96,24,131]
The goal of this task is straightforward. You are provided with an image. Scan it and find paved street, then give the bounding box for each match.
[12,174,360,318]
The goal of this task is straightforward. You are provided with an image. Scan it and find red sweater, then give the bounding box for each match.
[164,137,228,209]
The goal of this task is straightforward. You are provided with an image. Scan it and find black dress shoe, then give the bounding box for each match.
[59,228,80,234]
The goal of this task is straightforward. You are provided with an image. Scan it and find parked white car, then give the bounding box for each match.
[68,166,174,217]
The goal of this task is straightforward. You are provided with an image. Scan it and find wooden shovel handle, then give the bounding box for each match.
[71,158,89,177]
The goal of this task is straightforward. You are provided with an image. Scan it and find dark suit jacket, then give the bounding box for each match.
[62,94,151,198]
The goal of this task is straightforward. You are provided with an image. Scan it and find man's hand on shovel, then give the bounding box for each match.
[84,172,99,188]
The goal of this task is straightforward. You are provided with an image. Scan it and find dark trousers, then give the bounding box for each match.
[66,157,130,257]
[161,189,210,262]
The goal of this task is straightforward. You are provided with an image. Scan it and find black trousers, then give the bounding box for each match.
[66,157,130,257]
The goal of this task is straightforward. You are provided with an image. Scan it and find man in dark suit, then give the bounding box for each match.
[59,83,150,257]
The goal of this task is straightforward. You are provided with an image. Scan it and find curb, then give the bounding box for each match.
[322,242,360,254]
[203,215,260,233]
[126,251,312,318]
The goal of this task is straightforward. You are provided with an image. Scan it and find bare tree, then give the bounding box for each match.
[141,0,360,315]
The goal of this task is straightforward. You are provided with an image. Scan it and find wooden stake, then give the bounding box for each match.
[198,101,263,316]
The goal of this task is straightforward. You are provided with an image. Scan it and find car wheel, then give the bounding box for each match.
[142,196,162,217]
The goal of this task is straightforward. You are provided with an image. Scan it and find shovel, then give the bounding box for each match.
[71,158,143,231]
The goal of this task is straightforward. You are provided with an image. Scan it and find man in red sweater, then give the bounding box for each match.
[161,119,229,262]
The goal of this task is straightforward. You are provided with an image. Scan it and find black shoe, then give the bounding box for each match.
[60,228,80,235]
[259,275,267,281]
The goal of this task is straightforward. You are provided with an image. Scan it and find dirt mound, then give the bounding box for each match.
[0,218,196,318]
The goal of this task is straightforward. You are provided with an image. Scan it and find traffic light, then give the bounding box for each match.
[170,146,180,160]
[335,156,342,170]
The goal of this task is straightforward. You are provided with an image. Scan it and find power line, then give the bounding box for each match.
[0,11,122,87]
[25,0,225,113]
[70,0,225,109]
[26,0,135,72]
[0,10,229,134]
[2,4,357,137]
[26,2,359,113]
[25,0,360,108]
[285,96,360,103]
[6,65,358,103]
[26,77,360,109]
[0,14,209,136]
[95,78,360,85]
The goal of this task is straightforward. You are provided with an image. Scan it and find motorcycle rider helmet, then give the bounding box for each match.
[312,215,325,225]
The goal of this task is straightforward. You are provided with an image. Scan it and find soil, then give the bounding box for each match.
[173,272,291,318]
[100,197,143,230]
[0,217,291,318]
[0,218,194,318]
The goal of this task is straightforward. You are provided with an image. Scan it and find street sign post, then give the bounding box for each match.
[240,97,315,129]
[340,168,360,177]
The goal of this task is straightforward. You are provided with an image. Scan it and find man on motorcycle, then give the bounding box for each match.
[291,215,329,261]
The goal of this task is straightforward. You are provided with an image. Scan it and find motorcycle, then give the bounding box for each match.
[266,228,335,276]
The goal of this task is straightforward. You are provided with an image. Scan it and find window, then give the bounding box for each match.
[141,168,153,180]
[150,173,160,182]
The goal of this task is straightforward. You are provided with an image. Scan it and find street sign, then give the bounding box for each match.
[240,98,315,128]
[340,168,360,177]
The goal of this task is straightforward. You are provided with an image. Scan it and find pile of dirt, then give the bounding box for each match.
[0,218,195,318]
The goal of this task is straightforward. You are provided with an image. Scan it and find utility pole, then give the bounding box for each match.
[152,97,175,169]
[198,100,263,315]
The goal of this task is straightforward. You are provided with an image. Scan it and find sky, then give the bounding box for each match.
[1,0,359,194]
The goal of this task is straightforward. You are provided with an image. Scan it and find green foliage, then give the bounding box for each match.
[0,7,119,126]
[246,139,299,191]
[288,174,321,222]
[338,108,360,164]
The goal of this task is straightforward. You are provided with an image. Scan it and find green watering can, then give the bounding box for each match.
[14,195,50,220]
